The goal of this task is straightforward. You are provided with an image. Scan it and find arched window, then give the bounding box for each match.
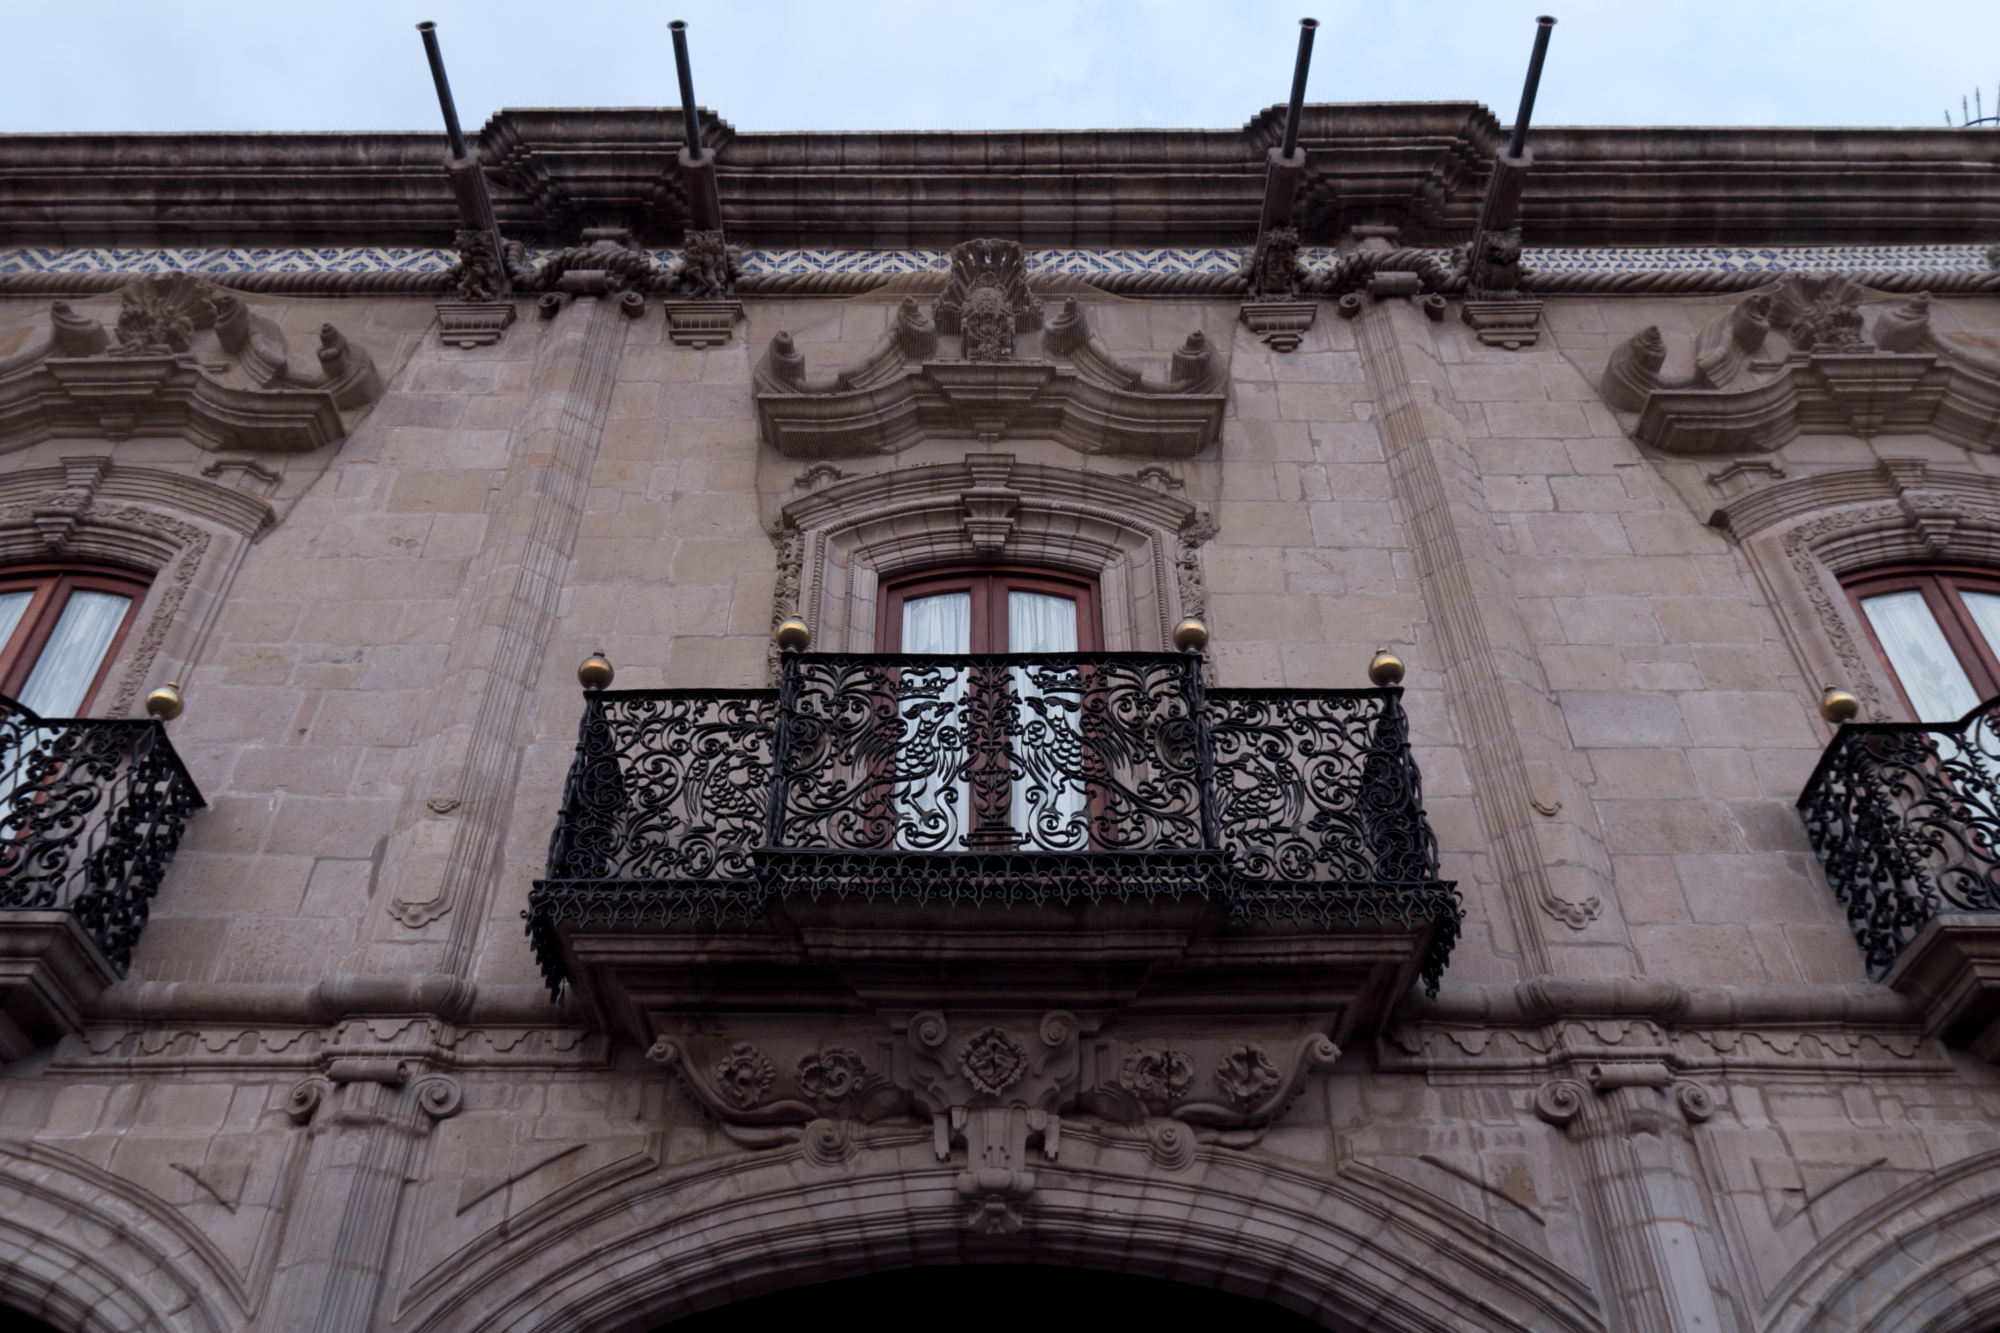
[878,567,1102,653]
[0,565,150,717]
[1846,565,2000,721]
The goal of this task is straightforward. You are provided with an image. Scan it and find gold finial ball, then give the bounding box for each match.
[577,651,614,691]
[1173,617,1209,652]
[1368,647,1406,688]
[774,617,812,652]
[143,681,184,721]
[1819,685,1860,724]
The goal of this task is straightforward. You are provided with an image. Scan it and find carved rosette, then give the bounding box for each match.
[1214,1044,1284,1107]
[957,1027,1030,1096]
[713,1043,777,1109]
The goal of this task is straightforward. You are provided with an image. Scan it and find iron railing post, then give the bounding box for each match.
[1183,649,1220,853]
[765,649,801,854]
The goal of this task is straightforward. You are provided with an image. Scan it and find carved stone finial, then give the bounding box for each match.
[1872,291,1934,354]
[1600,326,1668,411]
[1693,293,1772,389]
[895,296,939,360]
[48,302,107,357]
[1043,298,1088,358]
[756,332,808,394]
[1170,330,1224,392]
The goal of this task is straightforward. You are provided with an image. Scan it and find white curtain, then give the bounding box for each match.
[18,590,129,718]
[0,592,30,662]
[1008,592,1085,848]
[1960,591,2000,680]
[903,592,970,654]
[1862,591,1979,722]
[897,594,971,847]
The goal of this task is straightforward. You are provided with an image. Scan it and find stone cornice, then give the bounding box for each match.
[2,105,1996,249]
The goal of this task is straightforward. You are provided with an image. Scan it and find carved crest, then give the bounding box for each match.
[933,239,1044,349]
[669,229,741,299]
[113,273,217,356]
[1241,227,1305,300]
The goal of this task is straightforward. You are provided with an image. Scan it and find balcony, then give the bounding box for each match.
[1799,697,2000,1054]
[527,652,1460,1051]
[0,694,203,1057]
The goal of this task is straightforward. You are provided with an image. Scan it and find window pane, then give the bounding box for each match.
[1007,592,1077,653]
[0,591,30,656]
[16,590,130,717]
[1862,590,1980,721]
[1960,592,2000,688]
[902,593,970,654]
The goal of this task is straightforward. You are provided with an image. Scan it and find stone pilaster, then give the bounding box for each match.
[1356,293,1626,973]
[370,294,629,972]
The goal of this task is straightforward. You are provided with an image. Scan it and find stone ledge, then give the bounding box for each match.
[0,912,119,1061]
[1885,914,2000,1055]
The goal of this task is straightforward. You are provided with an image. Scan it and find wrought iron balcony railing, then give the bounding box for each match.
[0,693,204,972]
[1799,696,2000,979]
[527,651,1461,995]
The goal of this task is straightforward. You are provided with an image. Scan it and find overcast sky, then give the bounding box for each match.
[4,1,1999,135]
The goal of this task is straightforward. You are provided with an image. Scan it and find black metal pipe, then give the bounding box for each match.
[669,20,705,157]
[1279,18,1320,159]
[1507,16,1557,159]
[416,22,468,160]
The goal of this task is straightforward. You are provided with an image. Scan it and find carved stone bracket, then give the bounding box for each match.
[662,300,743,348]
[0,274,383,452]
[436,302,517,349]
[1240,300,1318,353]
[1461,299,1544,350]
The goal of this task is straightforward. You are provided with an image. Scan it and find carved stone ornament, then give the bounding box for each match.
[1242,227,1306,300]
[522,228,657,300]
[0,275,383,452]
[643,1020,1345,1231]
[1214,1043,1284,1107]
[932,239,1043,343]
[1596,276,2000,453]
[755,289,1228,459]
[713,1042,777,1109]
[957,1027,1030,1095]
[437,229,520,348]
[660,229,745,348]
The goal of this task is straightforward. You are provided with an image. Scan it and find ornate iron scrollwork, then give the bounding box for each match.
[0,694,205,972]
[1799,697,2000,978]
[526,655,1462,995]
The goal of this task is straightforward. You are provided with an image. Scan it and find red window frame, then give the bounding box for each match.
[877,566,1102,653]
[1844,564,2000,717]
[0,564,151,716]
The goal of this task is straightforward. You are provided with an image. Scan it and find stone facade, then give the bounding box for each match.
[1,107,2000,1333]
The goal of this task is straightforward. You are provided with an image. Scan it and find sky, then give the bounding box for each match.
[2,0,1998,135]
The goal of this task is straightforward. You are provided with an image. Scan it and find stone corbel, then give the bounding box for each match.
[960,454,1020,554]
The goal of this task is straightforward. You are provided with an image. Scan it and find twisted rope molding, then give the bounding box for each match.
[2,265,1995,300]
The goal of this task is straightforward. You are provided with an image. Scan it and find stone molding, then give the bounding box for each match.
[771,455,1205,659]
[380,297,628,951]
[1599,278,2000,455]
[0,459,272,718]
[382,1135,1603,1333]
[1713,458,2000,722]
[754,292,1227,459]
[0,275,383,454]
[7,106,2000,248]
[1357,297,1615,950]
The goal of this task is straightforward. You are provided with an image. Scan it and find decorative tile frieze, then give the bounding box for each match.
[7,242,1993,280]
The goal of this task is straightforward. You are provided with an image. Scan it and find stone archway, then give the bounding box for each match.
[649,1265,1330,1332]
[391,1139,1600,1333]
